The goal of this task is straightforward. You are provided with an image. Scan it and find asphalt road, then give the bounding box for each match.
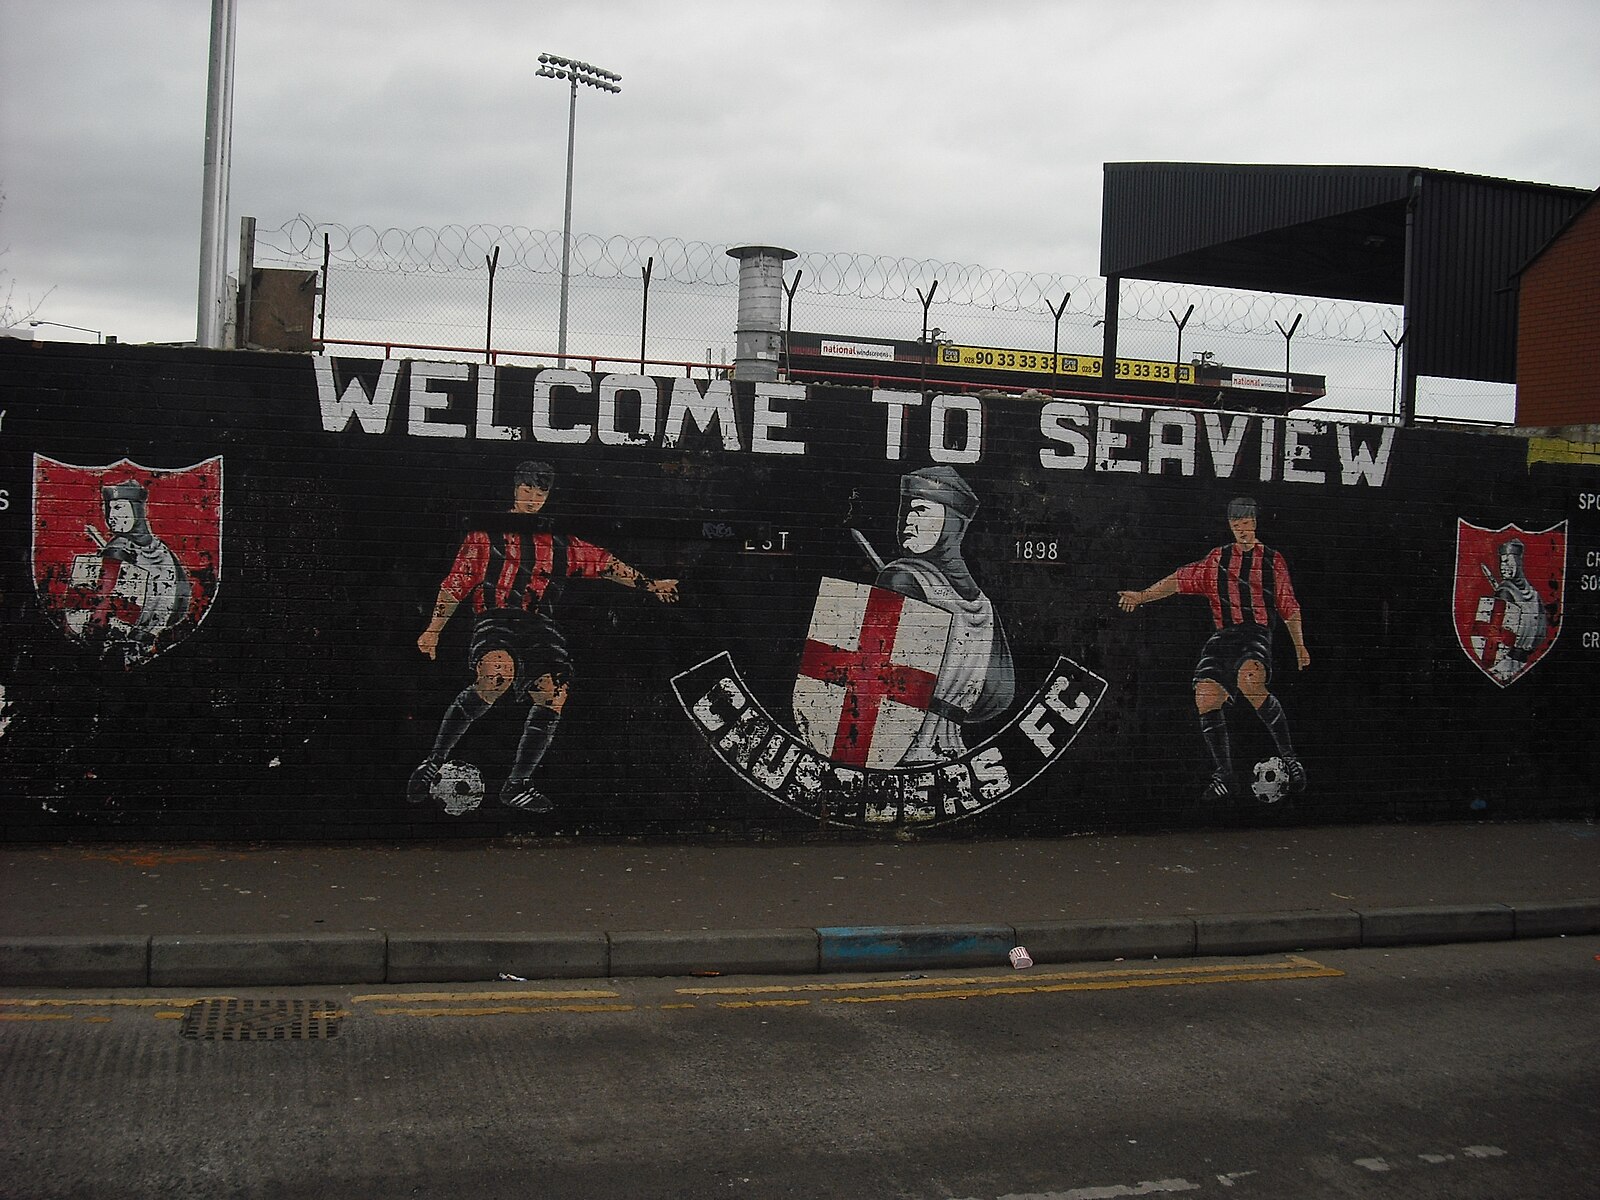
[3,937,1597,1199]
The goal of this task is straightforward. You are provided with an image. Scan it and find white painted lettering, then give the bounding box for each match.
[1039,401,1092,470]
[314,356,400,434]
[1282,420,1327,484]
[1337,424,1395,486]
[873,389,923,461]
[752,382,807,455]
[750,734,802,788]
[904,770,938,822]
[476,365,518,441]
[0,488,8,512]
[1148,410,1198,476]
[691,677,747,733]
[1020,704,1060,755]
[930,394,983,464]
[971,747,1011,799]
[409,361,470,439]
[663,377,742,450]
[532,368,594,444]
[1095,405,1143,473]
[1258,418,1278,481]
[1202,412,1250,479]
[1043,677,1091,726]
[597,374,659,446]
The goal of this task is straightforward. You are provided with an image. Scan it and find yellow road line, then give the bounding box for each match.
[717,999,812,1009]
[352,988,619,1004]
[821,965,1342,1004]
[0,1013,75,1022]
[677,956,1336,997]
[370,1002,635,1018]
[0,996,227,1008]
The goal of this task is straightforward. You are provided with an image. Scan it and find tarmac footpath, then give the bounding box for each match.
[2,820,1596,989]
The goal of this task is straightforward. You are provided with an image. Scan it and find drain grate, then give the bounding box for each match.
[180,998,343,1041]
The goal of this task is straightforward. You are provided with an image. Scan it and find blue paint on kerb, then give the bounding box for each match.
[817,925,1014,969]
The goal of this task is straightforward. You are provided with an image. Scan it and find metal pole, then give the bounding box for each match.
[784,269,803,380]
[1276,313,1302,402]
[485,246,500,364]
[538,55,620,367]
[197,0,238,348]
[639,256,653,372]
[1170,304,1193,400]
[557,75,577,365]
[1048,293,1070,397]
[318,233,330,345]
[1385,326,1408,420]
[917,281,938,396]
[236,215,255,349]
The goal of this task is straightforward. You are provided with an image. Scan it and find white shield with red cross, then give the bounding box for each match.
[792,578,952,769]
[1452,519,1565,687]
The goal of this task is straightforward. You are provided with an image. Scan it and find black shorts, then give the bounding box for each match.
[469,610,572,692]
[1192,624,1273,696]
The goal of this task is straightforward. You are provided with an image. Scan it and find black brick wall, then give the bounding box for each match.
[2,341,1596,841]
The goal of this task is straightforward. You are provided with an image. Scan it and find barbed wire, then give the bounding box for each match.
[256,216,1401,344]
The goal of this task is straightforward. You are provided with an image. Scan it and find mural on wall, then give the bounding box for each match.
[1117,496,1310,804]
[1452,520,1566,687]
[4,346,1598,840]
[30,455,222,669]
[673,466,1106,829]
[409,460,680,815]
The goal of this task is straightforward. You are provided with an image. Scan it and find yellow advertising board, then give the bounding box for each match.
[938,344,1195,386]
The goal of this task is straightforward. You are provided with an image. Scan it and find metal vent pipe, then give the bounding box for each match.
[726,244,797,381]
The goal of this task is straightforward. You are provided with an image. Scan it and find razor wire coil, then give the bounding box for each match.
[257,216,1401,345]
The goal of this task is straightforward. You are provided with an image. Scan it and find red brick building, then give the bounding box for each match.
[1516,189,1600,428]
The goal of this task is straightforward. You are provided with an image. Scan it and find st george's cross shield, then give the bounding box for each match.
[792,578,952,769]
[32,455,224,667]
[1452,519,1565,687]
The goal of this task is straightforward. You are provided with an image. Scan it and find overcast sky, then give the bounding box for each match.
[3,0,1597,347]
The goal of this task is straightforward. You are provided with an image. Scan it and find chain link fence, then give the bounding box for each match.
[254,216,1513,423]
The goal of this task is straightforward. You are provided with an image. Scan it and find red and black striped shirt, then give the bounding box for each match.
[441,529,613,614]
[1175,543,1300,629]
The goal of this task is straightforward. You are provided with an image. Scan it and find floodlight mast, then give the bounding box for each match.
[536,53,621,365]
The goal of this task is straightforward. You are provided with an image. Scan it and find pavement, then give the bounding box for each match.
[2,820,1597,988]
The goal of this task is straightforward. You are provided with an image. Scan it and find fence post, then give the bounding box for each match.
[1170,304,1194,400]
[317,233,330,347]
[784,269,803,381]
[1276,313,1302,402]
[639,256,653,373]
[484,246,500,364]
[1048,292,1071,397]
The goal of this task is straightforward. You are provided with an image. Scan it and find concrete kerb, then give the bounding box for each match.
[817,924,1016,972]
[3,901,1599,988]
[0,936,152,988]
[149,933,387,987]
[608,928,819,978]
[386,932,608,983]
[1508,898,1600,939]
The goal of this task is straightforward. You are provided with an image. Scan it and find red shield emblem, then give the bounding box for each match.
[1452,519,1565,687]
[32,455,223,666]
[792,578,952,768]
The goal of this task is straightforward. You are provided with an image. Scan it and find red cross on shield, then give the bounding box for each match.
[792,578,952,769]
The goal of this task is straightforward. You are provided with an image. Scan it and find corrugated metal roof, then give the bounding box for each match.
[1100,162,1592,383]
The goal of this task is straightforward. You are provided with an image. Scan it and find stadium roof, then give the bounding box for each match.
[1100,163,1592,391]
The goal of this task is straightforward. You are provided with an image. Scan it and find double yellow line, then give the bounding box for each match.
[0,956,1343,1025]
[352,955,1342,1018]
